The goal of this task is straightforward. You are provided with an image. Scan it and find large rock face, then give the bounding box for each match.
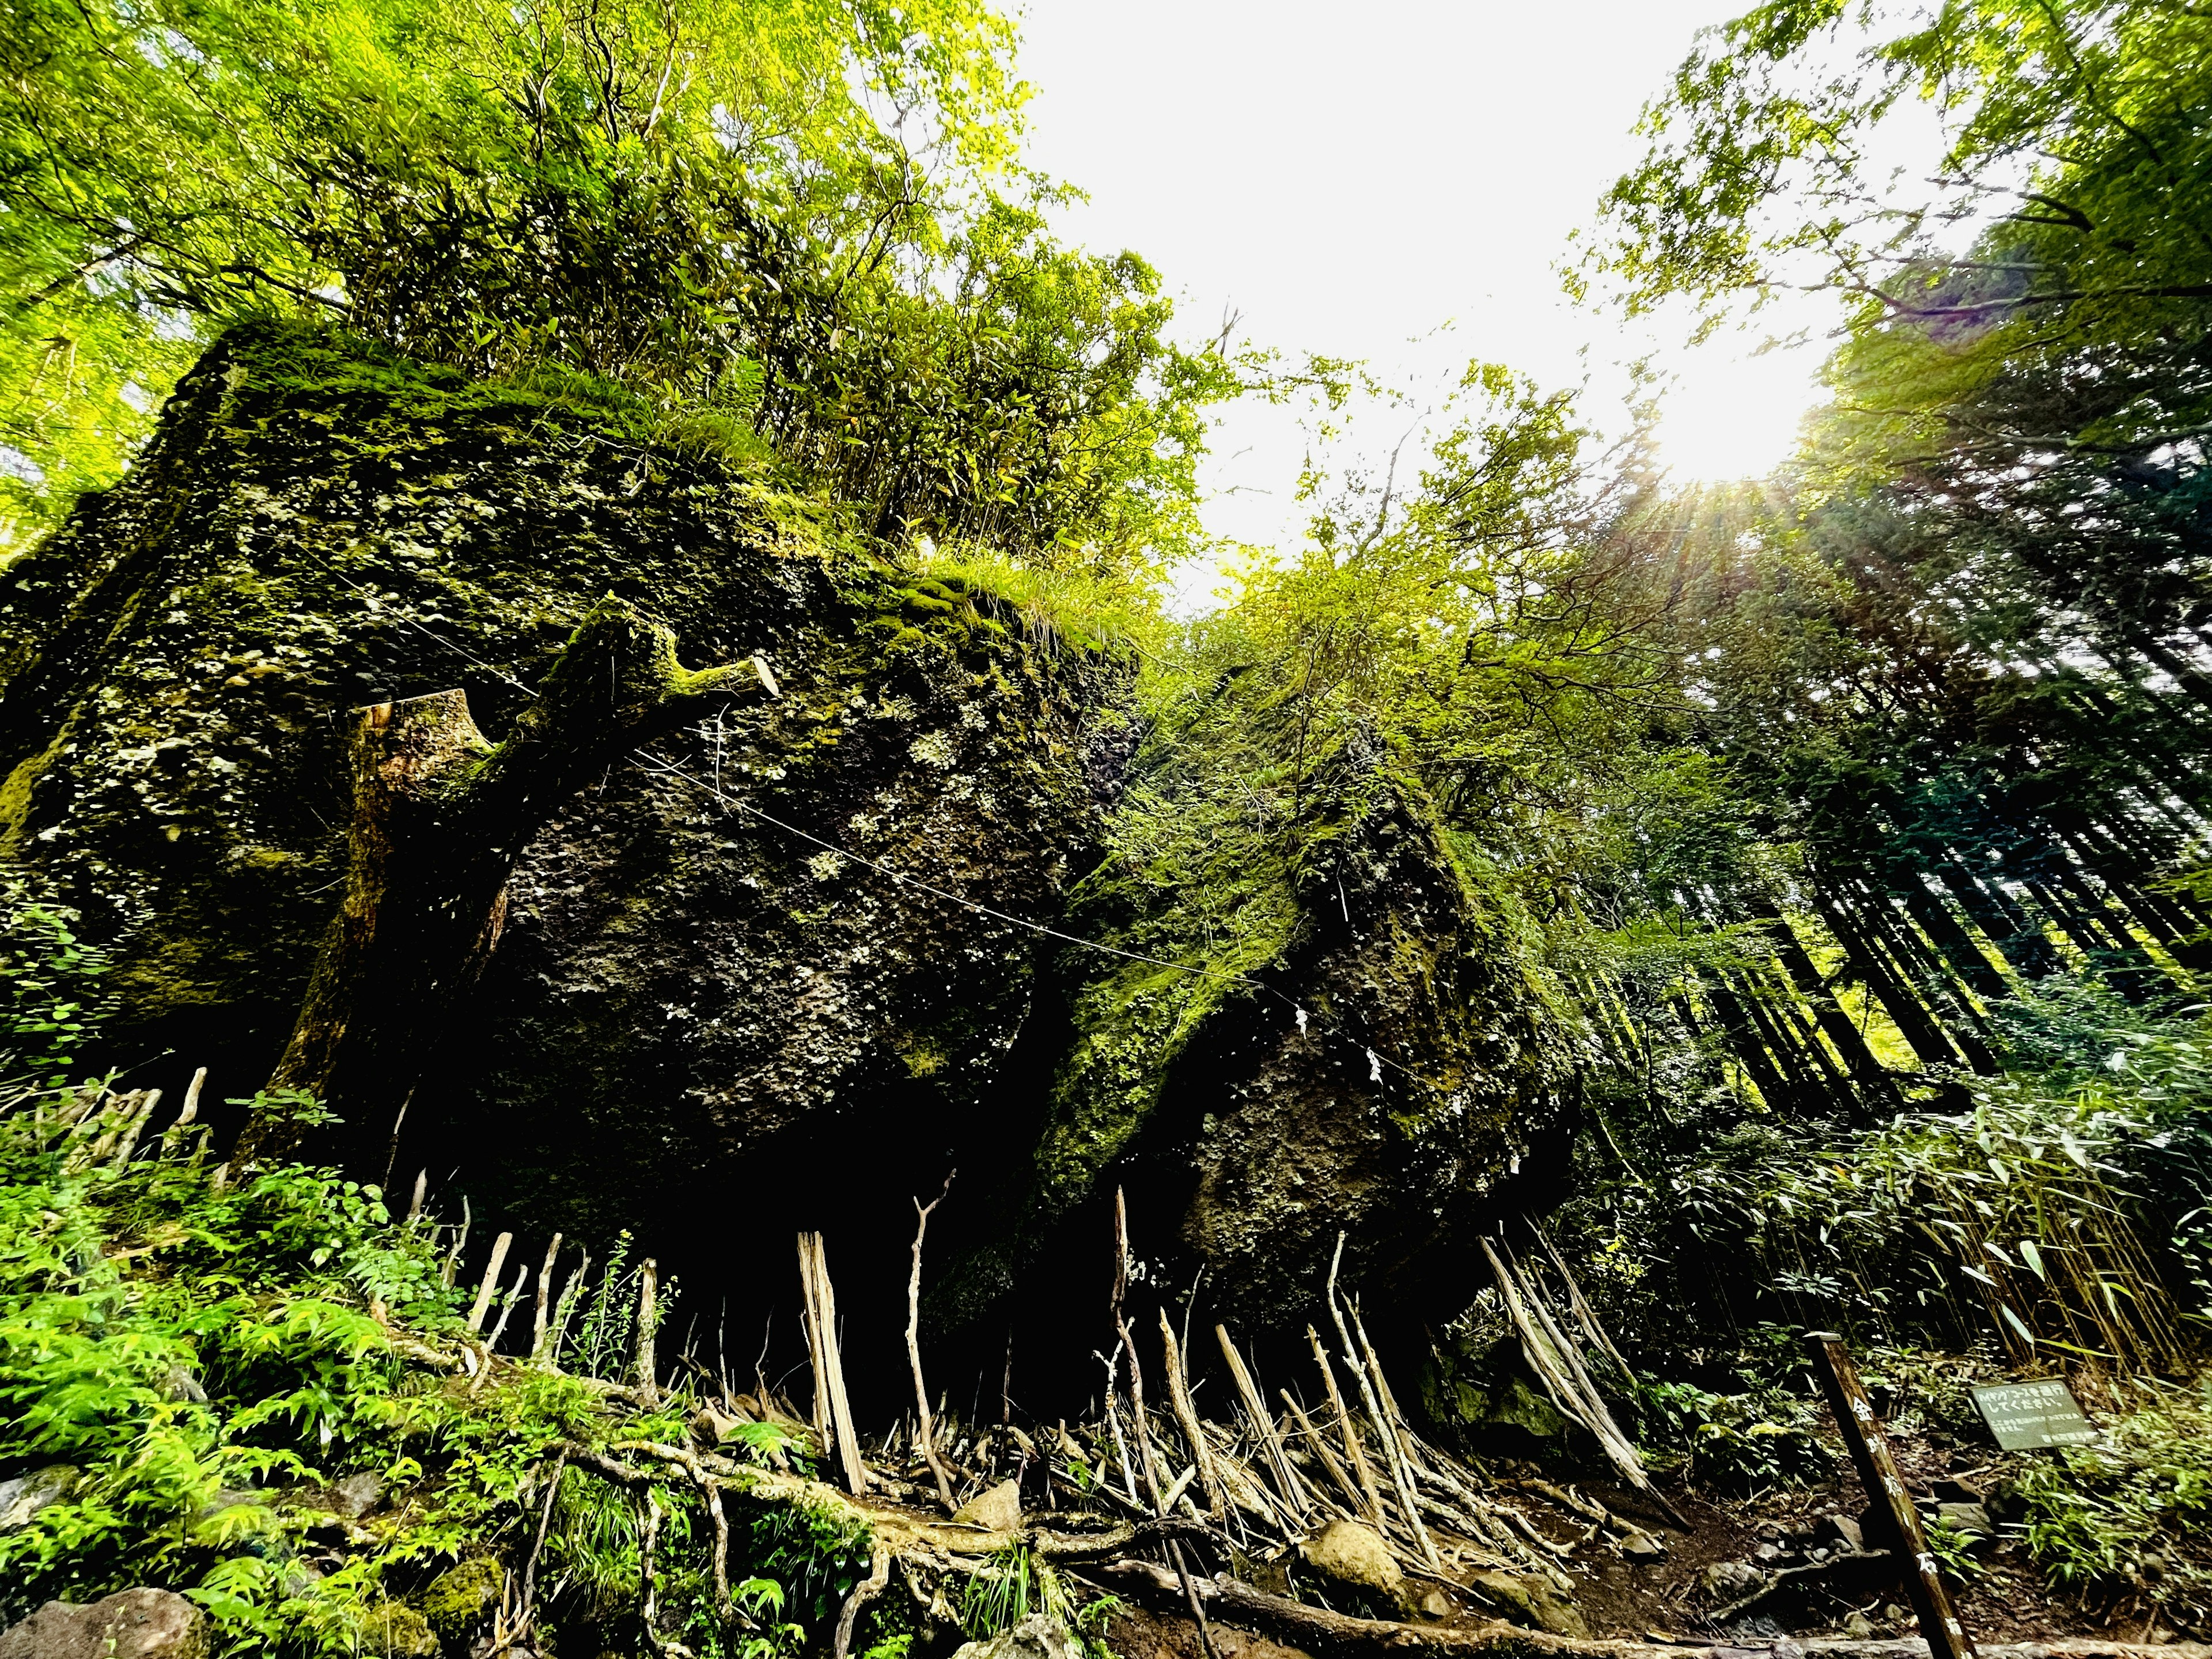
[0,325,1580,1414]
[0,325,1119,1224]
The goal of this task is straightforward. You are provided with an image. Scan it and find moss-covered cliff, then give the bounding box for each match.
[0,325,1580,1410]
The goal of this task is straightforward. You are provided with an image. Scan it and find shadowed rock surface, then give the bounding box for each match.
[0,325,1580,1411]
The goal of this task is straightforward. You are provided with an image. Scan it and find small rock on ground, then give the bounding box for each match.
[0,1589,207,1659]
[0,1467,77,1533]
[1298,1519,1404,1601]
[950,1614,1082,1659]
[953,1479,1023,1533]
[1468,1569,1589,1639]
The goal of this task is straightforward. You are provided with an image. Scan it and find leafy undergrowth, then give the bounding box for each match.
[0,1084,874,1657]
[1613,1325,2212,1639]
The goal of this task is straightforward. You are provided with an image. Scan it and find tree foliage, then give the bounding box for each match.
[0,0,1229,566]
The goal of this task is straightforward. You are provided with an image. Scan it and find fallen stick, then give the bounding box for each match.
[1160,1308,1225,1520]
[1280,1389,1364,1517]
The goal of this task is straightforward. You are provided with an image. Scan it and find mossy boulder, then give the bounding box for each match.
[363,1600,440,1659]
[936,736,1581,1344]
[0,324,1124,1324]
[414,1557,502,1653]
[0,322,1580,1410]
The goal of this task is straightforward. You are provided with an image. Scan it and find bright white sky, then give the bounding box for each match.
[1013,0,1841,576]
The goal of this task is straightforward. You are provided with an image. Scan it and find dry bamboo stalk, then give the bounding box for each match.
[1306,1324,1387,1527]
[907,1173,957,1510]
[406,1169,428,1225]
[1160,1309,1225,1519]
[1215,1324,1310,1517]
[442,1199,471,1288]
[531,1233,564,1361]
[801,1233,869,1493]
[635,1258,660,1404]
[1280,1388,1363,1515]
[468,1230,515,1332]
[160,1069,207,1153]
[487,1259,532,1350]
[1347,1295,1440,1552]
[547,1247,590,1369]
[1325,1236,1441,1571]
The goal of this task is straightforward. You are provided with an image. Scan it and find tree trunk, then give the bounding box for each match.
[234,594,777,1168]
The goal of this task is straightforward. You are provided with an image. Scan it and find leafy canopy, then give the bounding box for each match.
[0,0,1230,570]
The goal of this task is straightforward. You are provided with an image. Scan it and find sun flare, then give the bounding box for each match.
[1653,344,1824,483]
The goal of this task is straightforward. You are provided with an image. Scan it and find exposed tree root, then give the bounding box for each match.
[1094,1559,2212,1659]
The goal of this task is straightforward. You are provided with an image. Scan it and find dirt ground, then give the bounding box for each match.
[1091,1395,2192,1659]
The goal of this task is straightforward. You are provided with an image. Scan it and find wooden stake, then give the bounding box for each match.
[1307,1324,1388,1527]
[799,1233,834,1459]
[797,1231,868,1493]
[531,1233,564,1361]
[1281,1388,1362,1516]
[468,1230,514,1332]
[1327,1234,1441,1570]
[1160,1308,1225,1519]
[635,1258,660,1405]
[1804,1331,1974,1659]
[1217,1323,1310,1516]
[907,1173,958,1510]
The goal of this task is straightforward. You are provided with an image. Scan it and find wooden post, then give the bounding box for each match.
[1216,1323,1310,1515]
[635,1258,660,1405]
[531,1233,564,1362]
[797,1231,869,1493]
[907,1174,957,1510]
[468,1231,513,1332]
[1159,1308,1224,1520]
[1804,1331,1973,1659]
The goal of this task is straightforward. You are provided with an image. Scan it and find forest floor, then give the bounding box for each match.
[1093,1389,2202,1659]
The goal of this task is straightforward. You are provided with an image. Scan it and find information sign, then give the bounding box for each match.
[1971,1380,2099,1450]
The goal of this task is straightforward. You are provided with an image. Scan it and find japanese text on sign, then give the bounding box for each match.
[1971,1380,2097,1450]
